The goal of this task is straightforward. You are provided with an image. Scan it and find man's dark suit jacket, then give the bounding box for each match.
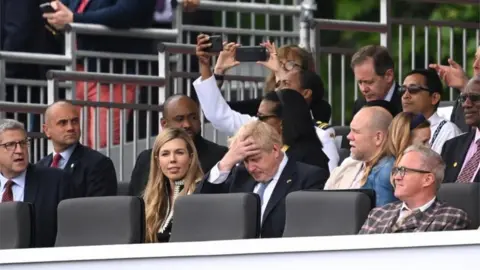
[23,164,71,247]
[196,159,328,238]
[128,136,228,196]
[37,144,118,197]
[62,0,156,73]
[441,130,480,183]
[352,84,402,118]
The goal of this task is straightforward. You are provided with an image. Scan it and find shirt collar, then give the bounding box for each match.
[474,128,480,143]
[428,112,444,126]
[53,143,77,162]
[384,82,397,101]
[272,153,289,182]
[0,169,27,189]
[402,196,436,212]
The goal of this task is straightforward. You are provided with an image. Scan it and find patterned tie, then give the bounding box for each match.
[457,140,480,183]
[51,153,62,168]
[1,180,15,202]
[256,180,272,205]
[156,0,166,12]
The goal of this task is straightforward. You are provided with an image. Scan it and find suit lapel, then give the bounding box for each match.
[42,153,53,167]
[24,165,39,203]
[416,201,441,231]
[64,144,82,173]
[381,203,402,233]
[262,160,296,224]
[450,131,475,182]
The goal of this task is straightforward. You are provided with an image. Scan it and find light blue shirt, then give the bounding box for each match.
[0,170,27,202]
[52,144,77,170]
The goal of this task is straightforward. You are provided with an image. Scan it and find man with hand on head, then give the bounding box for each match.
[197,120,328,238]
[37,101,117,197]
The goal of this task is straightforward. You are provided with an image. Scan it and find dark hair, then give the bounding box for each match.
[364,100,399,117]
[350,45,394,76]
[299,70,331,122]
[262,91,282,117]
[404,68,443,109]
[276,89,321,147]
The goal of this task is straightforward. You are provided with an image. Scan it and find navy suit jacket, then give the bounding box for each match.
[62,0,156,73]
[23,164,71,247]
[196,159,328,238]
[37,144,117,197]
[441,130,480,183]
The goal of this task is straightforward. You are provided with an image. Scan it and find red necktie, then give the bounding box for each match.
[1,180,14,202]
[77,0,90,13]
[51,153,62,168]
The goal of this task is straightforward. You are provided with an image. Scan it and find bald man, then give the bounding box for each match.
[37,101,117,197]
[129,95,228,196]
[325,106,397,206]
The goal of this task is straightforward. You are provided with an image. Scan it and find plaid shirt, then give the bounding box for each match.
[359,200,471,234]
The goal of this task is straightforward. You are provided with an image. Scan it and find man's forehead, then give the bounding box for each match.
[404,73,426,84]
[165,98,198,115]
[465,83,480,94]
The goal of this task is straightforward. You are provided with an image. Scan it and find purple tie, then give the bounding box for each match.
[156,0,166,12]
[457,140,480,183]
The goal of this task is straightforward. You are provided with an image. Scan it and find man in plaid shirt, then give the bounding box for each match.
[359,144,470,234]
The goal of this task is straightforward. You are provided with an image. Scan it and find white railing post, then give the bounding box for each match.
[46,78,58,154]
[64,28,77,100]
[0,58,6,119]
[299,0,316,52]
[380,0,392,50]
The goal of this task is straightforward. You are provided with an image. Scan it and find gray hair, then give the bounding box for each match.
[0,119,25,139]
[403,144,445,189]
[464,75,480,94]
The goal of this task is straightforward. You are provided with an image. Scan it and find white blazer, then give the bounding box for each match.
[192,75,340,172]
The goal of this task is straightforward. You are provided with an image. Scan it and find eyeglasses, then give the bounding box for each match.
[459,93,480,103]
[0,139,31,151]
[257,114,279,122]
[399,85,430,96]
[281,61,301,72]
[391,166,431,178]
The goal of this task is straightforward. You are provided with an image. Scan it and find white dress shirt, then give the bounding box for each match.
[428,112,462,154]
[384,82,396,101]
[208,154,289,221]
[0,170,27,202]
[399,197,436,220]
[192,75,339,171]
[51,144,77,170]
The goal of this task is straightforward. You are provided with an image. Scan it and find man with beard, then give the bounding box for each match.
[129,95,228,196]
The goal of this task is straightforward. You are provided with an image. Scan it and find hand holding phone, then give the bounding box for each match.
[203,35,223,53]
[235,46,268,62]
[40,2,56,13]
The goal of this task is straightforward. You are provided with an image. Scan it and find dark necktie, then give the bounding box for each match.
[457,140,480,183]
[51,153,62,168]
[156,0,166,12]
[1,180,14,202]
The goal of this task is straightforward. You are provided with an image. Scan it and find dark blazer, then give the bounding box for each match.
[196,159,328,238]
[37,144,118,197]
[352,84,402,118]
[62,0,156,73]
[441,130,479,183]
[23,164,71,247]
[359,200,470,234]
[129,135,228,196]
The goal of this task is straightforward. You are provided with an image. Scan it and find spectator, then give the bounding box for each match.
[359,144,470,234]
[442,76,480,183]
[351,45,401,117]
[325,106,396,207]
[0,119,71,247]
[129,95,227,196]
[197,120,328,238]
[38,101,118,197]
[144,128,203,243]
[401,68,461,153]
[43,0,156,148]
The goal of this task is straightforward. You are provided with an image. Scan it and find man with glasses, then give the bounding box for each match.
[359,144,469,234]
[401,68,462,153]
[0,119,71,247]
[442,76,480,183]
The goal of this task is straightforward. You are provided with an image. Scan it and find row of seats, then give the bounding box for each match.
[1,183,478,249]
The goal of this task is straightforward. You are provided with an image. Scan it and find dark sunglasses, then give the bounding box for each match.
[459,93,480,103]
[257,114,279,121]
[391,166,431,178]
[399,85,430,95]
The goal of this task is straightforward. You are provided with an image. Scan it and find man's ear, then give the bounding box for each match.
[375,130,386,147]
[384,69,395,84]
[42,124,50,139]
[160,118,167,128]
[423,173,436,188]
[303,88,313,102]
[431,93,441,107]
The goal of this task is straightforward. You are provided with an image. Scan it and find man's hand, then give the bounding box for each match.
[218,136,260,171]
[429,58,469,91]
[196,34,217,80]
[257,40,281,73]
[214,42,240,75]
[184,0,200,12]
[43,1,73,30]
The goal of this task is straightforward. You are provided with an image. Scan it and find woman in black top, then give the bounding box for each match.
[143,128,203,243]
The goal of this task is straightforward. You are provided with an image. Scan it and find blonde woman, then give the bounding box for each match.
[388,112,431,165]
[143,128,203,243]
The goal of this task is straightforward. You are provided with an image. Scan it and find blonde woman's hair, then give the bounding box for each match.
[143,128,203,243]
[265,45,314,91]
[388,112,431,165]
[228,120,283,151]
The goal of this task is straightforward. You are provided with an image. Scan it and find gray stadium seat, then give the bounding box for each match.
[338,148,350,165]
[169,193,260,242]
[283,190,373,237]
[437,183,480,229]
[55,196,145,247]
[117,181,130,196]
[0,202,34,249]
[333,126,350,150]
